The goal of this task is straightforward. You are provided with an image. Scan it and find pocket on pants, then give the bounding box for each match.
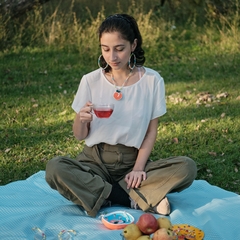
[99,149,120,166]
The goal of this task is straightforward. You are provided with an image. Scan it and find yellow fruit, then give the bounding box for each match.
[122,223,142,240]
[137,235,152,240]
[156,217,172,230]
[152,228,172,240]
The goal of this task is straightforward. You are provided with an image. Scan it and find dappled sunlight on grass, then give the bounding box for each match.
[0,1,240,193]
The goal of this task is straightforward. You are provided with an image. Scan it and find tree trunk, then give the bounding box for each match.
[0,0,51,18]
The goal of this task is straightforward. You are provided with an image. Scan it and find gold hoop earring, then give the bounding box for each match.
[128,53,136,70]
[98,55,108,70]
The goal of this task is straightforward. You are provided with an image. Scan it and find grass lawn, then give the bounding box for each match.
[0,3,240,194]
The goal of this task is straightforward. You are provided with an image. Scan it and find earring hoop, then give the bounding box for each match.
[128,53,136,70]
[98,55,108,70]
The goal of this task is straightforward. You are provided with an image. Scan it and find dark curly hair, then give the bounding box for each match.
[98,14,145,72]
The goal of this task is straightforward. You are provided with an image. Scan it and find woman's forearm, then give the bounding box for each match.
[73,113,90,140]
[72,101,93,141]
[133,118,159,171]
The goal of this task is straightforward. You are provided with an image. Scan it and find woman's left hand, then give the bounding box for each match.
[125,170,147,189]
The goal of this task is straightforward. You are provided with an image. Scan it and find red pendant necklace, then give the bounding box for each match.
[111,70,132,100]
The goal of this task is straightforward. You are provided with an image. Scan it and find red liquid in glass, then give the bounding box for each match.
[93,108,113,118]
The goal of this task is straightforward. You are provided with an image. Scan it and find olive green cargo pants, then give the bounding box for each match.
[45,143,197,217]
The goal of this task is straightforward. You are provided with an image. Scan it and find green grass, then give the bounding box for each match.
[0,1,240,194]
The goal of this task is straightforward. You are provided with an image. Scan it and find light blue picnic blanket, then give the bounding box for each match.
[0,171,240,239]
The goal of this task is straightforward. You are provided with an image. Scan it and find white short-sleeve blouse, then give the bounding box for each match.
[72,67,166,149]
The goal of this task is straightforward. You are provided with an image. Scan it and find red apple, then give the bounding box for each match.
[136,213,159,235]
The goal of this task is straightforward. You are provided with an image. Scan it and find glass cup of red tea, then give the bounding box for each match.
[92,104,114,118]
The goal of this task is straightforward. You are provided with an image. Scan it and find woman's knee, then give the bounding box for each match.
[45,157,66,186]
[180,156,197,183]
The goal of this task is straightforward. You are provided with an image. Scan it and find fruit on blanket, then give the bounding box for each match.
[137,235,152,240]
[136,213,159,235]
[157,217,173,230]
[123,223,142,240]
[152,228,173,240]
[166,230,177,239]
[172,224,204,240]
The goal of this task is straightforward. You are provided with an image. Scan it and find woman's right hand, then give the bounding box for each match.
[73,101,93,140]
[78,101,93,124]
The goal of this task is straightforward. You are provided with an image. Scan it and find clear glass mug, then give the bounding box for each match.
[92,104,114,118]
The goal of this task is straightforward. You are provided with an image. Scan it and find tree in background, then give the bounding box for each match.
[0,0,238,21]
[0,0,50,18]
